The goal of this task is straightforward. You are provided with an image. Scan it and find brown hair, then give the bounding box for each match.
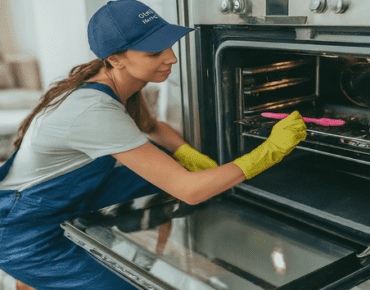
[14,51,141,149]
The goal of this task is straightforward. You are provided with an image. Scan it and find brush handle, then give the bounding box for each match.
[261,113,345,126]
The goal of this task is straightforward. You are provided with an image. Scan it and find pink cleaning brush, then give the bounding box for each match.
[261,113,345,126]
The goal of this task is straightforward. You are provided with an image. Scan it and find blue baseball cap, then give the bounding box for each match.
[88,0,193,59]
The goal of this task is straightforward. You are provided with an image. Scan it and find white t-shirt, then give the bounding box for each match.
[0,88,148,191]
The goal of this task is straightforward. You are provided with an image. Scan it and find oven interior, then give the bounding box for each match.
[216,46,370,242]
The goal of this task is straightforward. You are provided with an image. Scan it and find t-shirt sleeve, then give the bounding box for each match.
[69,99,148,159]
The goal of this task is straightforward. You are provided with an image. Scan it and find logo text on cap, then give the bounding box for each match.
[139,9,158,24]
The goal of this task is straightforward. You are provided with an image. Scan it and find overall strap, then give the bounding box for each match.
[79,82,121,103]
[0,149,19,182]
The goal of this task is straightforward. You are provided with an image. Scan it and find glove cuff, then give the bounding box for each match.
[232,139,286,179]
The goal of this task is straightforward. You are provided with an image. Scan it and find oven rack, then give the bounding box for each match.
[244,77,311,95]
[236,119,370,165]
[242,59,311,75]
[236,58,317,115]
[243,95,317,114]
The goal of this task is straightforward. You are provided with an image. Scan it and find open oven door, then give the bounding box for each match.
[60,192,370,290]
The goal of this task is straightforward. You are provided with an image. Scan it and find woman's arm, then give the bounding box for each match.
[122,92,245,204]
[134,90,218,172]
[113,111,306,205]
[112,142,245,205]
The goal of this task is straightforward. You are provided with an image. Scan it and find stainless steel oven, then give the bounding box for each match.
[61,1,370,289]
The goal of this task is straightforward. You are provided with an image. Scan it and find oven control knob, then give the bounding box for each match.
[329,0,350,13]
[309,0,327,13]
[233,0,247,14]
[220,0,233,14]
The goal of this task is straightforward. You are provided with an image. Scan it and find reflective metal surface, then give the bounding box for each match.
[329,0,350,14]
[188,198,355,289]
[63,194,360,290]
[189,0,370,26]
[177,0,202,150]
[309,0,327,13]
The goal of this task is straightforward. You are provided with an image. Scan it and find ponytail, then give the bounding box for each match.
[14,59,105,149]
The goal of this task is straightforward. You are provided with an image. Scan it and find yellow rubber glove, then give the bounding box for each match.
[232,111,307,179]
[174,144,218,172]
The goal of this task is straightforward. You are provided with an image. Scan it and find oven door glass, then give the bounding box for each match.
[62,193,369,290]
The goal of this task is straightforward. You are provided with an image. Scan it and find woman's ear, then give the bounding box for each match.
[106,54,125,69]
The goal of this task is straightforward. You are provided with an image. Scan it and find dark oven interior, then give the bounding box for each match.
[234,50,370,164]
[197,27,370,244]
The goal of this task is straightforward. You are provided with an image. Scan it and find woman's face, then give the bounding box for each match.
[120,47,178,83]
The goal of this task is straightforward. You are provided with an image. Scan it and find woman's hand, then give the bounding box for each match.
[174,144,218,172]
[232,111,307,179]
[268,110,307,155]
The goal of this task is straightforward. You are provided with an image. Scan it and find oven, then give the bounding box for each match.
[61,1,370,289]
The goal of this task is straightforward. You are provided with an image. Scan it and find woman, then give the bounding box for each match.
[0,0,307,289]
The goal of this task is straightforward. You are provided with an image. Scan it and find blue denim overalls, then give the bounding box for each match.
[0,83,161,289]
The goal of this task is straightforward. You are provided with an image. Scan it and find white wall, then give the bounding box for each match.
[0,0,93,90]
[32,0,91,90]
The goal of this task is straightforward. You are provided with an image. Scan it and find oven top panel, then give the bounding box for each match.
[190,0,370,26]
